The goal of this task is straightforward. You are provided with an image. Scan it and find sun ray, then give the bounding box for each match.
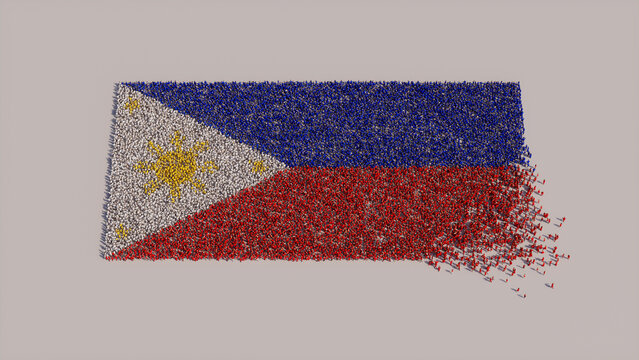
[169,184,182,202]
[189,178,207,194]
[199,160,219,173]
[144,179,161,195]
[134,160,155,174]
[192,141,209,153]
[148,141,164,157]
[171,131,183,149]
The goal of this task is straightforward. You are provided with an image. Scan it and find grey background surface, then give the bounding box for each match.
[1,0,638,359]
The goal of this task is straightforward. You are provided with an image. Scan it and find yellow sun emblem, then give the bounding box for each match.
[134,131,218,202]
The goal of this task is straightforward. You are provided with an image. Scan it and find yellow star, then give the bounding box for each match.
[251,160,267,175]
[124,97,140,114]
[116,224,129,240]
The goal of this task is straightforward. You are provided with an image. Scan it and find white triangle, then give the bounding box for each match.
[104,84,289,256]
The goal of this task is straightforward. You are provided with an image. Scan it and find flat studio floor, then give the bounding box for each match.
[0,1,637,359]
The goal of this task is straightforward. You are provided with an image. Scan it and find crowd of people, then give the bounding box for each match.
[105,81,568,293]
[123,81,532,168]
[107,163,567,290]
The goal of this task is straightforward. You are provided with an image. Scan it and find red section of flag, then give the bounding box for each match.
[107,166,542,266]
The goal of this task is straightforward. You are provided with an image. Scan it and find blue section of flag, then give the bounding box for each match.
[123,81,529,168]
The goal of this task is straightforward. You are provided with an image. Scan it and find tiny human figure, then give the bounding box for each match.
[551,283,554,289]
